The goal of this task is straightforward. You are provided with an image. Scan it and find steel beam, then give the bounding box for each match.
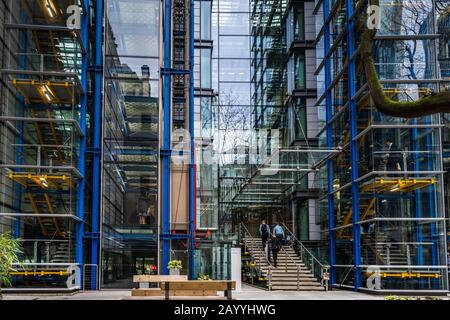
[161,0,172,275]
[75,0,90,287]
[346,0,361,290]
[90,0,104,291]
[322,0,336,286]
[0,117,84,136]
[188,0,195,280]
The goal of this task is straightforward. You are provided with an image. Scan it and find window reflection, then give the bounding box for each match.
[201,1,212,40]
[218,13,250,35]
[219,36,250,58]
[218,0,250,12]
[107,0,160,57]
[219,59,250,82]
[201,48,212,88]
[102,0,160,289]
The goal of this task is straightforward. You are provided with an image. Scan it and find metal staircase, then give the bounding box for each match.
[240,223,327,291]
[363,232,417,266]
[27,193,61,237]
[51,241,74,263]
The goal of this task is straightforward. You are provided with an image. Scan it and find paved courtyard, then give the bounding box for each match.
[2,284,387,300]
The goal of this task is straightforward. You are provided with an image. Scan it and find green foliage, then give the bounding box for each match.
[384,295,442,300]
[0,233,22,298]
[197,273,211,281]
[167,259,182,270]
[384,295,412,300]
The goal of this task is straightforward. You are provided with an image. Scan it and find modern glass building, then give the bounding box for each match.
[0,0,448,294]
[0,0,93,289]
[314,0,449,292]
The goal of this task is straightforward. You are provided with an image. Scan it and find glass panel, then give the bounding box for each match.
[201,0,212,40]
[107,0,160,57]
[219,36,250,58]
[201,97,212,136]
[219,59,250,81]
[101,0,160,289]
[0,0,85,290]
[361,266,447,290]
[218,13,250,35]
[374,39,437,81]
[294,3,305,41]
[358,126,442,178]
[294,98,307,140]
[295,51,306,89]
[217,82,251,105]
[296,201,309,240]
[201,48,212,88]
[219,0,250,12]
[378,0,434,36]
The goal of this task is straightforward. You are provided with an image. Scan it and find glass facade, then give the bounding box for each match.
[315,0,449,291]
[0,0,448,294]
[100,0,160,288]
[0,0,89,289]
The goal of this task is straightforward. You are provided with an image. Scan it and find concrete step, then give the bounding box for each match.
[261,268,312,273]
[260,264,307,269]
[263,272,313,277]
[271,281,321,286]
[270,285,324,291]
[243,237,325,291]
[250,255,301,262]
[268,272,315,277]
[247,248,298,254]
[248,250,299,256]
[269,277,317,282]
[248,251,297,255]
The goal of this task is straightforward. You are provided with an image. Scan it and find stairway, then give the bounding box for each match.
[27,193,61,237]
[51,241,74,263]
[243,238,324,291]
[366,233,414,266]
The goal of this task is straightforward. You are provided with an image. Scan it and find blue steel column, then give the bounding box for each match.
[412,122,423,268]
[76,0,90,285]
[91,0,104,290]
[13,19,28,240]
[188,0,195,280]
[322,0,336,285]
[161,0,172,275]
[346,0,361,289]
[426,120,438,287]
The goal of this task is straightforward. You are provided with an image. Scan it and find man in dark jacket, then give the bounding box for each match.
[270,236,282,268]
[259,219,271,250]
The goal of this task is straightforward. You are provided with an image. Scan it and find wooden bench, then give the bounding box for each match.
[161,280,236,300]
[132,275,217,297]
[133,275,188,288]
[132,275,189,296]
[131,275,235,300]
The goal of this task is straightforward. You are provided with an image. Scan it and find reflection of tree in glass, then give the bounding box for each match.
[216,92,252,167]
[362,0,450,117]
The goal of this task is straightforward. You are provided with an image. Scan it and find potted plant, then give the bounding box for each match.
[0,233,22,299]
[197,273,211,281]
[167,260,182,275]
